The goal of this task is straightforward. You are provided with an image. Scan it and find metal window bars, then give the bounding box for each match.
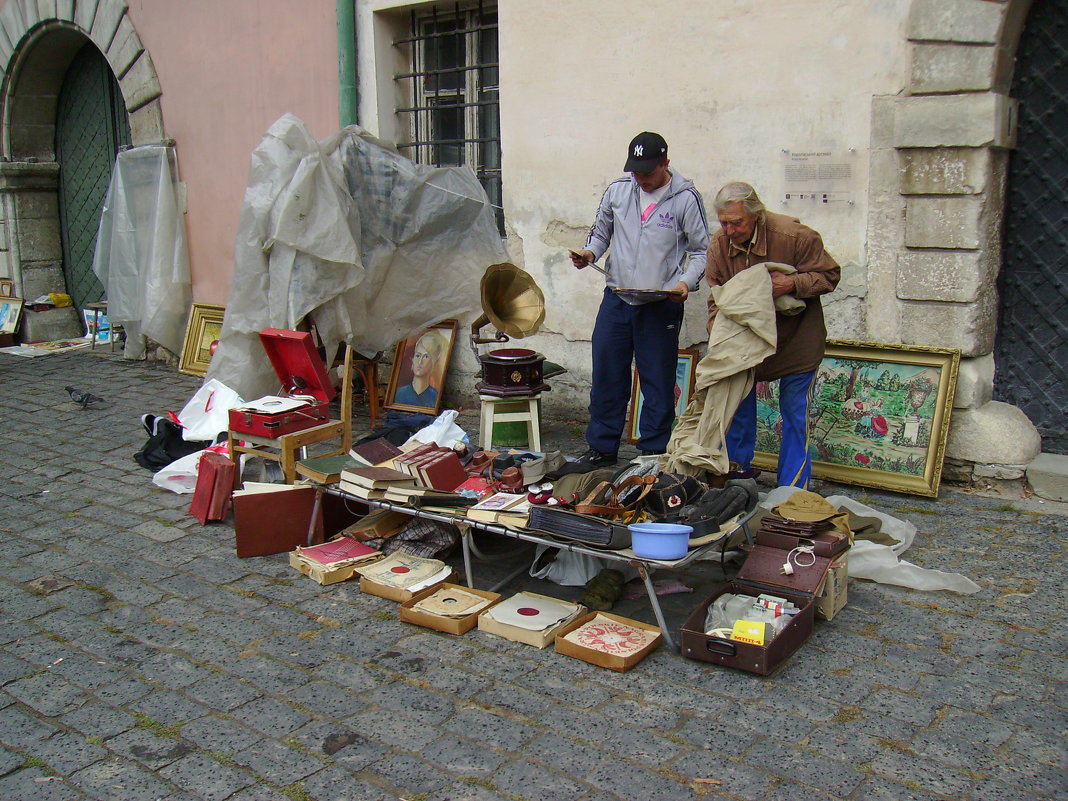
[394,1,503,231]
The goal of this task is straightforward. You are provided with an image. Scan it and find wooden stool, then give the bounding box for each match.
[479,394,542,451]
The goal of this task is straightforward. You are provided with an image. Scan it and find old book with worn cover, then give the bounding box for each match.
[416,451,467,491]
[295,453,360,484]
[350,437,404,467]
[188,451,236,525]
[232,483,324,558]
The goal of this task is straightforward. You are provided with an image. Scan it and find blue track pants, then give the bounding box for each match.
[726,369,817,488]
[586,289,683,454]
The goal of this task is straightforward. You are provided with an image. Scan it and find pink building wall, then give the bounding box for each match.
[126,0,341,304]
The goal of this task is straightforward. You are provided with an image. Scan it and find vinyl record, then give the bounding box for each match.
[486,592,578,631]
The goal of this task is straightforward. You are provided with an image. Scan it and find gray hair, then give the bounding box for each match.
[714,182,766,218]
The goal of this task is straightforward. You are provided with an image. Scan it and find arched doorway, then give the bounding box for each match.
[994,0,1068,453]
[56,42,131,311]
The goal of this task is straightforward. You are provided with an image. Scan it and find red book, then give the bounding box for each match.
[295,537,378,567]
[454,475,495,499]
[188,452,235,525]
[417,451,468,492]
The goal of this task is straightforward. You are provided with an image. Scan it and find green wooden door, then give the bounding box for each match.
[56,43,131,310]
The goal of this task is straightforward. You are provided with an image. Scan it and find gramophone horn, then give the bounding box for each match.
[479,262,545,339]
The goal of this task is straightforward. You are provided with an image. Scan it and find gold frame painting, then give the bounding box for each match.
[179,303,226,377]
[383,320,459,415]
[752,339,960,497]
[627,348,699,444]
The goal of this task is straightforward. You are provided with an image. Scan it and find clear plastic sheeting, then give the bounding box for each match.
[207,113,508,400]
[92,145,191,359]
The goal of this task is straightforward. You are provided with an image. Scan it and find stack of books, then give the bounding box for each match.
[339,466,416,500]
[466,492,531,524]
[392,444,468,492]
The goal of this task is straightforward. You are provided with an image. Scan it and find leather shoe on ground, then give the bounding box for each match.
[574,448,618,468]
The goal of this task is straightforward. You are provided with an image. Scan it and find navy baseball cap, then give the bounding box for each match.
[624,131,668,172]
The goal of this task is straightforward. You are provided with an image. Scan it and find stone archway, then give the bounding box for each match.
[865,0,1043,479]
[0,0,163,338]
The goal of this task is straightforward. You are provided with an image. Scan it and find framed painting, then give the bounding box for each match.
[0,297,24,334]
[179,303,226,376]
[81,307,111,344]
[383,320,458,415]
[627,348,699,443]
[752,339,960,497]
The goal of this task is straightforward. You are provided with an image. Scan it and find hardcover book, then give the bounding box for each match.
[349,437,404,467]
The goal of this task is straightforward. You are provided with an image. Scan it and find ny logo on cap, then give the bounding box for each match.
[633,144,643,156]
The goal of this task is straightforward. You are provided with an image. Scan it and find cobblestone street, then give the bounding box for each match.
[0,349,1064,801]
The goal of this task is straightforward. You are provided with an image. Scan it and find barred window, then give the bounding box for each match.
[394,2,502,233]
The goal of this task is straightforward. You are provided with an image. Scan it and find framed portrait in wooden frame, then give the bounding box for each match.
[751,339,960,497]
[179,303,226,377]
[383,320,458,415]
[627,348,698,444]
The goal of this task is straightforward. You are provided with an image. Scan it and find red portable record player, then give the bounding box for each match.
[227,329,335,439]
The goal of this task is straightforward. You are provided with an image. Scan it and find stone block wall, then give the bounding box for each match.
[870,0,1042,485]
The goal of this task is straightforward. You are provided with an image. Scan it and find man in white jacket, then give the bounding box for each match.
[570,132,709,467]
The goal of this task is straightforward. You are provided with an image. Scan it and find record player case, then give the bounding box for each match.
[228,329,336,439]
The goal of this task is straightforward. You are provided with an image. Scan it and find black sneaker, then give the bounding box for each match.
[574,448,618,468]
[640,449,665,457]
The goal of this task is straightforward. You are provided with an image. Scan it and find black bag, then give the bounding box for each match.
[644,472,704,520]
[134,417,212,471]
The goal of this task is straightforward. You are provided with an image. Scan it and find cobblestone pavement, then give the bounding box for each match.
[0,349,1064,801]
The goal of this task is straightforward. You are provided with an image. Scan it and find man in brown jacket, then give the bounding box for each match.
[706,182,840,488]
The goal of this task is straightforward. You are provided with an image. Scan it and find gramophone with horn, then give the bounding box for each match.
[470,262,553,397]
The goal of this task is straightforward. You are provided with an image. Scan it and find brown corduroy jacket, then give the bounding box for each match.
[706,210,839,380]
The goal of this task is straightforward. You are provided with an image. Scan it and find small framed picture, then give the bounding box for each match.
[0,297,24,334]
[0,280,14,298]
[179,303,226,376]
[383,320,458,415]
[82,307,111,344]
[627,349,698,443]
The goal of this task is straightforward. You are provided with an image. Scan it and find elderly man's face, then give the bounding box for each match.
[717,201,758,245]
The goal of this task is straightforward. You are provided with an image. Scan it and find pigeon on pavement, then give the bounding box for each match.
[65,386,106,409]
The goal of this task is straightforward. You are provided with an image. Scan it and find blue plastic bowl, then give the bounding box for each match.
[628,522,694,560]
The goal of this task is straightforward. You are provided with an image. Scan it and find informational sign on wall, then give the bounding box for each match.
[781,149,855,205]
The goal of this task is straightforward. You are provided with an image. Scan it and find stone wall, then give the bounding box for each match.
[867,0,1042,483]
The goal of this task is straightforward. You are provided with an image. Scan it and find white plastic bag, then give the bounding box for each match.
[151,442,229,494]
[529,545,605,586]
[404,409,470,450]
[176,379,243,442]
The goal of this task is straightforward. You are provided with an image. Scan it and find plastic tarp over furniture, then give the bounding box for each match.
[207,113,508,401]
[92,145,191,358]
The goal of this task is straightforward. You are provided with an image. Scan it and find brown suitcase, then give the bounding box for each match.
[680,542,832,675]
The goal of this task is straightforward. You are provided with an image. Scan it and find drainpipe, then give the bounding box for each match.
[337,0,358,127]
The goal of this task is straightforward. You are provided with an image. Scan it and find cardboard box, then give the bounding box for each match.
[399,583,502,635]
[815,554,848,621]
[288,551,360,585]
[358,571,455,603]
[554,612,662,673]
[477,592,586,649]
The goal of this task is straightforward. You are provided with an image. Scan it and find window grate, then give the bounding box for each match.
[394,1,502,233]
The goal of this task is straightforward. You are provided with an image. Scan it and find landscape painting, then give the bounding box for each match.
[752,340,960,497]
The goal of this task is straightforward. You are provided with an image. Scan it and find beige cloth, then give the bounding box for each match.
[661,266,778,477]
